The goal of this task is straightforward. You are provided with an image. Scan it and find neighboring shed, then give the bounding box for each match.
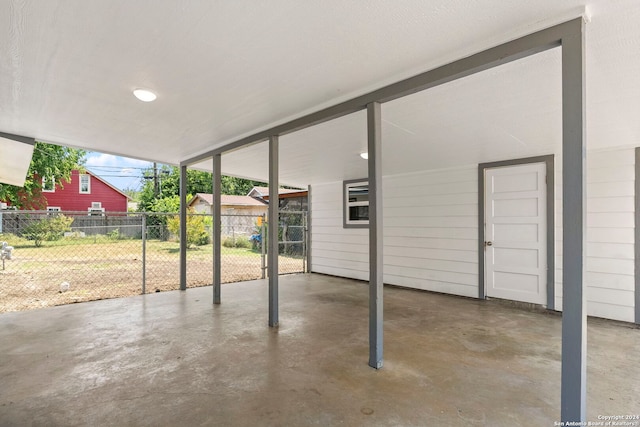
[247,187,308,211]
[188,193,267,217]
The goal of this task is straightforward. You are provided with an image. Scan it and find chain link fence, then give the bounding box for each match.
[0,209,307,313]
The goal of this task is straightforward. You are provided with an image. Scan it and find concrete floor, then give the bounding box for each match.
[1,274,639,426]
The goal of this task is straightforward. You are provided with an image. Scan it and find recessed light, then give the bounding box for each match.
[133,89,157,102]
[360,152,368,160]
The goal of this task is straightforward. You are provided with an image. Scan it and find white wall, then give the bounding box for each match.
[555,147,636,322]
[311,166,478,298]
[311,146,637,323]
[311,182,369,281]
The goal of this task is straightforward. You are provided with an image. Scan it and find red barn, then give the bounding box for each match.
[38,170,129,213]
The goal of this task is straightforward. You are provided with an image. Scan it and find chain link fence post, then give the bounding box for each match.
[303,211,307,273]
[261,214,266,279]
[0,209,308,313]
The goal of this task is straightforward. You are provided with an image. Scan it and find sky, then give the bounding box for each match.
[84,152,154,191]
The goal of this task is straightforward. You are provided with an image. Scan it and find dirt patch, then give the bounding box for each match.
[0,240,303,313]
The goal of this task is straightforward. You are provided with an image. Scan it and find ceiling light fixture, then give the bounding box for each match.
[133,89,157,102]
[360,152,368,160]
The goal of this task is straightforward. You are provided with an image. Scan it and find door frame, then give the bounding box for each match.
[478,155,555,309]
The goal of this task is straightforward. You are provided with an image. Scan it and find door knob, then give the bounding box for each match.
[485,241,493,247]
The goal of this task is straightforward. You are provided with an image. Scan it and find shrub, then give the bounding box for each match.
[222,236,252,249]
[167,209,209,248]
[22,215,73,247]
[234,237,252,249]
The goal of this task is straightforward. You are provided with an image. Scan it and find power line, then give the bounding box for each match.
[85,165,152,170]
[84,174,145,178]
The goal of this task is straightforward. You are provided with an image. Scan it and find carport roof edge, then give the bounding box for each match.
[182,16,584,167]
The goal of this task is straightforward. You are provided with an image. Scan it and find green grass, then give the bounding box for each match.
[2,236,261,259]
[0,231,303,313]
[0,233,139,249]
[2,234,284,272]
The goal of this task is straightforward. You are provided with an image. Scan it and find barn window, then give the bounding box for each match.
[343,179,369,228]
[79,174,91,194]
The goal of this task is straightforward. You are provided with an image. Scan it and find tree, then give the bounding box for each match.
[137,165,266,212]
[220,175,267,196]
[151,195,181,213]
[0,142,86,209]
[121,187,140,202]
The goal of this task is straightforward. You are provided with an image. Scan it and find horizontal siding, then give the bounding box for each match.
[310,182,369,281]
[587,181,634,197]
[384,275,477,298]
[384,236,476,251]
[384,226,476,239]
[384,192,477,207]
[311,147,636,323]
[588,149,635,319]
[555,147,636,322]
[44,171,128,212]
[312,265,369,282]
[311,166,477,297]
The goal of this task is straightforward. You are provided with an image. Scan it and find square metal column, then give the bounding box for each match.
[561,18,587,423]
[179,164,188,291]
[213,154,222,304]
[268,136,279,327]
[367,102,383,369]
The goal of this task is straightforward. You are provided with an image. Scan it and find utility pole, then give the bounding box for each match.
[153,162,159,197]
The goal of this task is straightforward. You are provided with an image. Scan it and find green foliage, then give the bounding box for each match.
[0,142,85,209]
[166,209,209,248]
[220,175,267,196]
[142,195,183,235]
[107,229,120,240]
[121,187,140,202]
[137,165,266,212]
[22,215,74,247]
[222,236,252,249]
[151,195,181,213]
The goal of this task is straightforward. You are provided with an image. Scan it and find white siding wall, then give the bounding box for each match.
[311,146,637,323]
[555,147,636,322]
[311,181,369,281]
[311,166,478,298]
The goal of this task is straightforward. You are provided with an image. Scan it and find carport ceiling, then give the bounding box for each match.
[1,1,639,186]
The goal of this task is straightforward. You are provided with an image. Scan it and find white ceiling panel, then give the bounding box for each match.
[221,48,561,187]
[1,0,639,186]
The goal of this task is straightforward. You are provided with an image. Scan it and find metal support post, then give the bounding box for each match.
[141,213,146,294]
[179,164,188,291]
[261,214,266,279]
[367,102,383,369]
[636,148,640,325]
[560,18,587,424]
[306,185,311,273]
[268,136,279,327]
[213,154,222,304]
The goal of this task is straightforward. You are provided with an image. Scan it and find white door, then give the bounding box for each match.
[485,163,547,305]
